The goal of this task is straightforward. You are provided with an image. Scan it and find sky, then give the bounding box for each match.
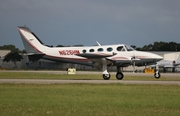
[0,0,180,50]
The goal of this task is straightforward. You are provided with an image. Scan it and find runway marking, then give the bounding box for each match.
[0,79,180,85]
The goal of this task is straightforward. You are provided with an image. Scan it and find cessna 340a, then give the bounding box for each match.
[151,54,180,72]
[18,26,163,80]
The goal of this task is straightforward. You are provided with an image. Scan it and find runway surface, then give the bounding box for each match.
[0,70,180,85]
[0,79,180,85]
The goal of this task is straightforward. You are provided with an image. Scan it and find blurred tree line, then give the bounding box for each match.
[0,44,26,53]
[131,41,180,51]
[0,45,24,68]
[57,42,180,51]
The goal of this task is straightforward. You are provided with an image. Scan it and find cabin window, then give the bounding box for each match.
[97,48,103,52]
[82,49,86,53]
[89,49,95,52]
[107,47,113,52]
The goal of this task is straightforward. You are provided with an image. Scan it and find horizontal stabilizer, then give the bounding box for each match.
[27,53,45,62]
[164,65,174,68]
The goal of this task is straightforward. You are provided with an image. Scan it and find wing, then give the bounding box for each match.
[75,52,116,59]
[75,53,135,68]
[75,53,116,69]
[106,56,134,67]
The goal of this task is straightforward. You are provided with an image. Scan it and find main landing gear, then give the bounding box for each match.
[102,71,124,80]
[102,62,124,80]
[116,66,124,80]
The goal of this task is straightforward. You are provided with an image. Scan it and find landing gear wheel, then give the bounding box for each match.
[103,73,111,80]
[116,72,124,80]
[154,72,161,79]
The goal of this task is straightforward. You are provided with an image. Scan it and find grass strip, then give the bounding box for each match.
[0,84,180,116]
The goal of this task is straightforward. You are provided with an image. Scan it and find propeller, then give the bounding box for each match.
[131,52,140,73]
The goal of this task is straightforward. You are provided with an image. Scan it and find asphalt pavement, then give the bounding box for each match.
[0,70,180,85]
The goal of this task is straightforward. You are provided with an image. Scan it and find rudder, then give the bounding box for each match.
[17,26,46,54]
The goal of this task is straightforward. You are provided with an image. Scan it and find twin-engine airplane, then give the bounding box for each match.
[17,26,163,80]
[151,54,180,72]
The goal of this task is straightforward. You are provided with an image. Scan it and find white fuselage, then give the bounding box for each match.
[37,44,162,67]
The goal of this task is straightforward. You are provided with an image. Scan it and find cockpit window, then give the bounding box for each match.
[117,46,124,51]
[121,47,125,51]
[125,45,135,51]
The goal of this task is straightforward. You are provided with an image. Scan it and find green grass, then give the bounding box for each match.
[0,71,180,115]
[0,71,103,79]
[0,84,180,116]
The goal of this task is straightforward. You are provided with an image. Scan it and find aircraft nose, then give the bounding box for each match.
[142,52,163,61]
[153,54,163,61]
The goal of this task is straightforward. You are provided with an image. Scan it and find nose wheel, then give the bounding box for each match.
[154,71,160,79]
[154,64,161,79]
[103,73,111,80]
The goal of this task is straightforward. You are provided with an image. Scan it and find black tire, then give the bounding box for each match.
[116,72,124,80]
[154,72,161,79]
[103,73,110,80]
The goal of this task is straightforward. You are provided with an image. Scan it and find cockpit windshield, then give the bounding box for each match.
[124,45,135,51]
[117,45,136,52]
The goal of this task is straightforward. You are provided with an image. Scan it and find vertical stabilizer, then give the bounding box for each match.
[176,54,180,62]
[17,26,47,54]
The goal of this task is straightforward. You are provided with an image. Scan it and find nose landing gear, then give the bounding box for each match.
[103,73,111,80]
[154,64,161,79]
